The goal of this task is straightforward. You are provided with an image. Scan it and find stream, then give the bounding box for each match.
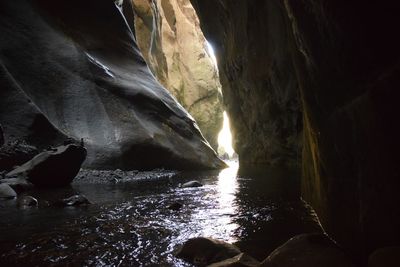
[0,161,320,266]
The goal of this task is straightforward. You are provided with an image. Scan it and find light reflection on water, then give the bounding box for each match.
[0,161,312,266]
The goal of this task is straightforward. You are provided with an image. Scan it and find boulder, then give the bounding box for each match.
[260,233,355,267]
[56,194,91,207]
[18,195,38,208]
[368,247,400,267]
[0,183,17,199]
[176,237,241,266]
[208,253,260,267]
[181,180,203,188]
[7,144,86,187]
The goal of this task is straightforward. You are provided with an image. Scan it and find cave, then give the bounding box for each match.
[1,0,400,266]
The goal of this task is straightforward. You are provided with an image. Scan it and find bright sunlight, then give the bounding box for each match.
[217,111,235,157]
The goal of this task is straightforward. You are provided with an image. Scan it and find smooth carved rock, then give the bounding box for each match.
[7,144,86,187]
[0,0,224,171]
[0,183,17,199]
[260,233,355,267]
[176,237,241,266]
[130,0,223,150]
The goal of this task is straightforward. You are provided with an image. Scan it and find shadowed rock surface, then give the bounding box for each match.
[127,0,224,150]
[7,144,87,187]
[0,0,224,171]
[190,0,400,263]
[260,233,355,267]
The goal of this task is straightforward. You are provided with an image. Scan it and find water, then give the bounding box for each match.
[0,161,320,266]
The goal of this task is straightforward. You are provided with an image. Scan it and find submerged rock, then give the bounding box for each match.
[56,195,91,207]
[18,195,38,208]
[176,237,241,266]
[0,183,17,199]
[167,201,183,211]
[7,144,86,187]
[208,253,260,267]
[260,233,355,267]
[181,180,203,188]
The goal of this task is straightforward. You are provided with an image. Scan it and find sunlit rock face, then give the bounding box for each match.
[191,0,400,261]
[125,0,223,150]
[0,0,225,170]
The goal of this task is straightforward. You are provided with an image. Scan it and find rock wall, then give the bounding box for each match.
[190,1,303,166]
[190,0,400,262]
[0,0,225,170]
[126,0,223,150]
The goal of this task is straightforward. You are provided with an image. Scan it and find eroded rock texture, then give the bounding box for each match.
[126,0,223,150]
[191,0,400,262]
[0,0,224,170]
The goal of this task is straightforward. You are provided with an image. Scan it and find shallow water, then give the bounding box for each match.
[0,161,319,266]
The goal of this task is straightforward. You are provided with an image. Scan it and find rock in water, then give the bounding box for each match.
[18,195,38,208]
[260,233,355,267]
[167,201,183,211]
[0,183,17,199]
[56,195,91,207]
[7,144,86,187]
[176,237,241,266]
[181,180,203,188]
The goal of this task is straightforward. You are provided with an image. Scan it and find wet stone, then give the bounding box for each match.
[181,180,203,188]
[18,195,38,208]
[0,183,17,199]
[176,237,241,266]
[56,194,91,207]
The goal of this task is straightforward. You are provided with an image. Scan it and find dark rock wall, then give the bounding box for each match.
[191,0,400,260]
[0,0,224,170]
[190,1,302,167]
